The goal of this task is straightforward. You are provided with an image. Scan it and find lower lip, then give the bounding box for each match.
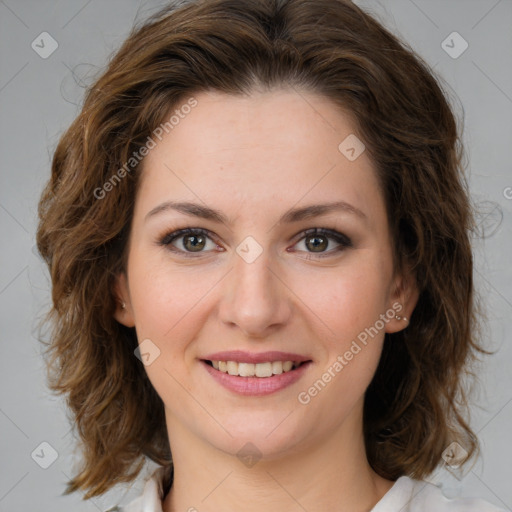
[201,360,312,396]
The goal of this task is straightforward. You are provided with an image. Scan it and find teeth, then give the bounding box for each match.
[255,362,272,377]
[272,361,283,375]
[239,362,255,377]
[210,360,301,377]
[227,361,238,376]
[282,361,293,372]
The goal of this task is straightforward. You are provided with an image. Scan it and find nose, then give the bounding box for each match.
[218,245,292,339]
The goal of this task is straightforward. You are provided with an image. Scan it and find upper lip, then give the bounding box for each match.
[202,350,311,364]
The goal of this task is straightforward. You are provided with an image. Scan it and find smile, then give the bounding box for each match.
[201,358,312,396]
[205,360,303,377]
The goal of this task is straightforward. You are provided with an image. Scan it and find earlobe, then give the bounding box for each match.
[385,269,419,334]
[113,272,136,327]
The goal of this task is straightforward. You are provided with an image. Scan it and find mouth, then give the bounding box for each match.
[201,358,313,396]
[200,350,313,395]
[202,359,310,378]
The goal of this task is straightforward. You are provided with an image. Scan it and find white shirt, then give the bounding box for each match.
[107,466,506,512]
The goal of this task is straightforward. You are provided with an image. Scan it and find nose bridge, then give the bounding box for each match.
[219,239,290,336]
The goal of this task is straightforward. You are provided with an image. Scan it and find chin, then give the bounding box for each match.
[202,409,313,460]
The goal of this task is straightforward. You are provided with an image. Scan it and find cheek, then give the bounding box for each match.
[296,270,389,424]
[126,249,227,381]
[127,250,207,335]
[296,257,391,343]
[126,255,211,398]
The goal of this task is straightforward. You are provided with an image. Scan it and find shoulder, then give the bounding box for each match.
[372,475,507,512]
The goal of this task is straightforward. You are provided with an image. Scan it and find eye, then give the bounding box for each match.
[159,228,221,256]
[291,228,352,259]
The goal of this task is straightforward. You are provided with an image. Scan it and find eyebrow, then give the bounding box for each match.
[145,200,367,224]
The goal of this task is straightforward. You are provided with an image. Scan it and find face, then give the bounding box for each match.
[114,88,417,460]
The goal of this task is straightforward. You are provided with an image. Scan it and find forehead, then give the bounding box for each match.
[148,88,361,162]
[136,88,384,226]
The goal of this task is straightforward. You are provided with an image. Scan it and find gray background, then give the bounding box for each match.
[0,0,511,510]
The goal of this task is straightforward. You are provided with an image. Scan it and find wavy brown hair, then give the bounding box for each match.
[36,0,488,500]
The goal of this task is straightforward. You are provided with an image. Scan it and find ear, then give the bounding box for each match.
[113,271,135,327]
[385,266,419,334]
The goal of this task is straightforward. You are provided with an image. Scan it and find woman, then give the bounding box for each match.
[36,0,505,511]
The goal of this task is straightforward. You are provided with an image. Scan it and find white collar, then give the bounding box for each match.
[113,468,504,512]
[114,466,171,512]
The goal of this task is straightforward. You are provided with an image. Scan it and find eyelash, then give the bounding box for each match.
[158,227,353,259]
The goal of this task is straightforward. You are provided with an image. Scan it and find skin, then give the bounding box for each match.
[114,88,418,512]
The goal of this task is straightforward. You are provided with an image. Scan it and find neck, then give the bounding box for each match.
[162,406,394,512]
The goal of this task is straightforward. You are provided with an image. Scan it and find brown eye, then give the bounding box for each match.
[292,228,352,259]
[160,228,219,256]
[305,234,329,252]
[182,233,206,252]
